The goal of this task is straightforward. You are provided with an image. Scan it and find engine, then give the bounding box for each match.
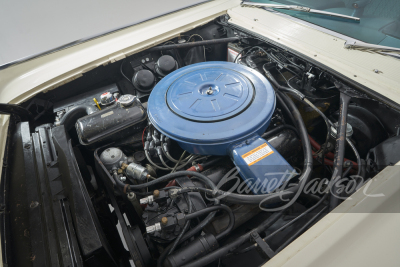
[11,18,400,267]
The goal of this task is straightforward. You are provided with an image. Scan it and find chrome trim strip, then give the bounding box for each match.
[344,40,400,53]
[241,1,360,21]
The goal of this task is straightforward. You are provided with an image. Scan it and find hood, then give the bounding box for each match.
[0,0,210,69]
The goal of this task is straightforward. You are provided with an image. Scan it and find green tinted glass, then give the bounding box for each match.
[249,0,400,48]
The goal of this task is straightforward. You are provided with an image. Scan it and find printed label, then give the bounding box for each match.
[101,111,114,118]
[242,143,274,166]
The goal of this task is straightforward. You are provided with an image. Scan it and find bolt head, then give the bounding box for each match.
[127,192,136,200]
[161,217,168,225]
[30,201,39,209]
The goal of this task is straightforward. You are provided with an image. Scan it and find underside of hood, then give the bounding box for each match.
[0,0,210,69]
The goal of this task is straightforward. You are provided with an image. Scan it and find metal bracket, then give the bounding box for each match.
[331,79,368,99]
[250,231,276,259]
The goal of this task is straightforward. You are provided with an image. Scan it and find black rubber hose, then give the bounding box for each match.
[127,171,218,192]
[185,204,235,240]
[177,212,216,243]
[181,211,285,267]
[276,92,296,125]
[185,206,226,220]
[147,37,240,52]
[263,69,306,100]
[59,105,98,130]
[112,171,125,187]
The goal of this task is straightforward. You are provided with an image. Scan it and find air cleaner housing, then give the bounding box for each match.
[148,62,295,193]
[148,62,276,154]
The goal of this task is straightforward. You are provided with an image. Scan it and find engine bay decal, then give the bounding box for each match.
[242,143,274,166]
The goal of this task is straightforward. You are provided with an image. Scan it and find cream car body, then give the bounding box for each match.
[1,0,399,266]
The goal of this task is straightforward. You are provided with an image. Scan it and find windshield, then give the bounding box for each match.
[250,0,400,48]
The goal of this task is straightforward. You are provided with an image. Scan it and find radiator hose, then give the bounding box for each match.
[58,105,98,130]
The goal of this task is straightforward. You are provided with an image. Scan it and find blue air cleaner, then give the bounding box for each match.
[147,62,294,193]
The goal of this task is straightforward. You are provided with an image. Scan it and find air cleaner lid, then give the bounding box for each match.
[148,62,275,149]
[166,67,254,122]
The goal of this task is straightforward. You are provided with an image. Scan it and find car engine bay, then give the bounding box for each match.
[4,17,400,267]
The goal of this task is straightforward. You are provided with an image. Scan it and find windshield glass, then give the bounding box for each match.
[250,0,400,48]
